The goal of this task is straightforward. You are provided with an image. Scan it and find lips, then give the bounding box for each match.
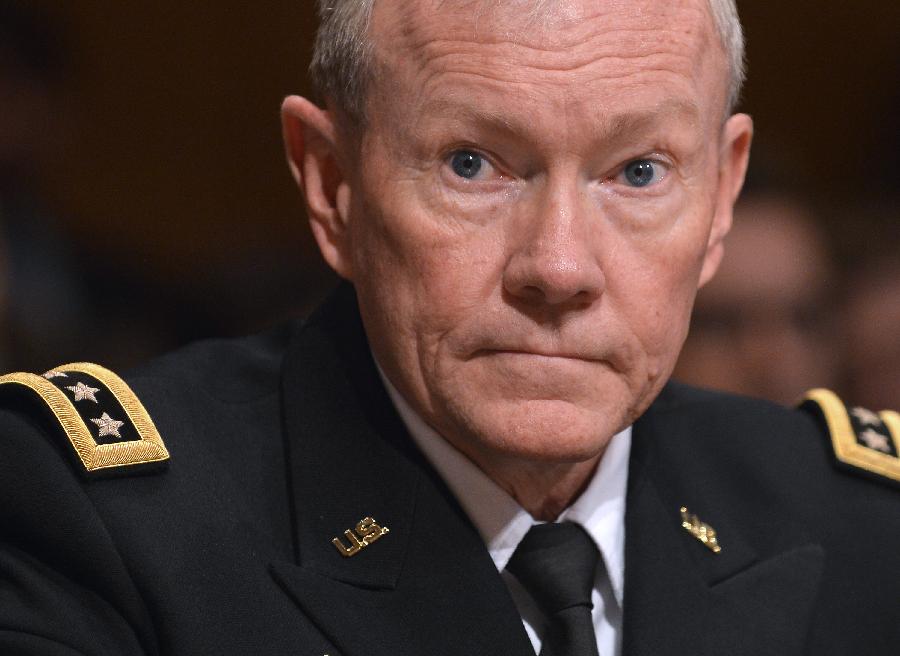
[454,317,631,375]
[481,348,602,362]
[462,335,629,376]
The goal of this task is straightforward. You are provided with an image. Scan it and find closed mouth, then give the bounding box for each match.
[480,349,602,363]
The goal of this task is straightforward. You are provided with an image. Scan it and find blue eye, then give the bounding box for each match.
[623,159,660,187]
[450,151,484,179]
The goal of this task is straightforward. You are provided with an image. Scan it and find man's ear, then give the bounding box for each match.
[698,112,753,288]
[281,95,355,280]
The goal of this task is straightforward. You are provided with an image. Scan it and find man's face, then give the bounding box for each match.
[302,0,750,470]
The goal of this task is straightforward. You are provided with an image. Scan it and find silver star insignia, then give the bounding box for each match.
[91,413,125,439]
[43,370,67,379]
[66,381,100,403]
[852,407,882,426]
[859,428,891,453]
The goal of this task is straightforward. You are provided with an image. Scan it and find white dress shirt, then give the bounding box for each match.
[379,370,631,656]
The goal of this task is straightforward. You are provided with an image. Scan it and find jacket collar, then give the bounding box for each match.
[271,285,824,655]
[271,283,534,656]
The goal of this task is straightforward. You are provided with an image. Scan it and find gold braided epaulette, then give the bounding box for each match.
[0,362,169,477]
[802,388,900,487]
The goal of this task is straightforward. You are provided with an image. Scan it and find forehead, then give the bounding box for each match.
[369,0,725,119]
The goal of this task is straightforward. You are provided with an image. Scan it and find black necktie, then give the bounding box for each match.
[506,522,601,656]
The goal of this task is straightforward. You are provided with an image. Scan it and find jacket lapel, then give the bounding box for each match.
[622,388,825,656]
[269,286,825,655]
[270,285,534,656]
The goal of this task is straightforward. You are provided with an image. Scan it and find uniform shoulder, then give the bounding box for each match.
[801,388,900,489]
[0,361,170,478]
[0,322,294,479]
[656,381,900,489]
[126,321,292,402]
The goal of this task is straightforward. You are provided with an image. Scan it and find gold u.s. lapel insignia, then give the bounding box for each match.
[680,506,722,553]
[332,516,390,557]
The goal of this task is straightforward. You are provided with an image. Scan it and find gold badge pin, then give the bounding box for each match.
[680,506,722,554]
[332,516,390,558]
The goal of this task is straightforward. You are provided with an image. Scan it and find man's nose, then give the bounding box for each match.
[502,180,605,308]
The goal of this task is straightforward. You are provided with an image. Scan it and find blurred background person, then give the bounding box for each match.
[839,202,900,411]
[674,188,841,405]
[843,258,900,411]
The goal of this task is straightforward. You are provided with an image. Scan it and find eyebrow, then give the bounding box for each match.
[418,97,518,133]
[604,99,702,136]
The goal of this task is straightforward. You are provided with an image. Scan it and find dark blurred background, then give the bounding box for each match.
[1,1,898,409]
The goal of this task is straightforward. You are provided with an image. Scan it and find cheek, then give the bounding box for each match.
[603,209,712,368]
[360,155,509,299]
[350,175,507,366]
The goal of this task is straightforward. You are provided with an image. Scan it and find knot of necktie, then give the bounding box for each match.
[506,521,600,615]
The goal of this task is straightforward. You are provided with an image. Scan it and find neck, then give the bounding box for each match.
[472,451,604,521]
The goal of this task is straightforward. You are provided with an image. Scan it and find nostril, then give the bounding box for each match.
[519,284,546,303]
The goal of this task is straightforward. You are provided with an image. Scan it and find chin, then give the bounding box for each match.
[445,396,626,465]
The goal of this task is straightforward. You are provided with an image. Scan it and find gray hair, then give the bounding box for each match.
[310,0,746,122]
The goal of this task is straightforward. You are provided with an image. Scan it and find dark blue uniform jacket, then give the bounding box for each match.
[1,285,898,655]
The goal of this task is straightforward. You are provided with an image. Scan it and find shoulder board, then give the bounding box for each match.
[801,388,900,488]
[0,362,169,478]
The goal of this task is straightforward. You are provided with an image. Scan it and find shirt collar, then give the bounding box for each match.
[377,366,631,607]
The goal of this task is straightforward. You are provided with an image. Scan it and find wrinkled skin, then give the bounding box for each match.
[283,0,752,518]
